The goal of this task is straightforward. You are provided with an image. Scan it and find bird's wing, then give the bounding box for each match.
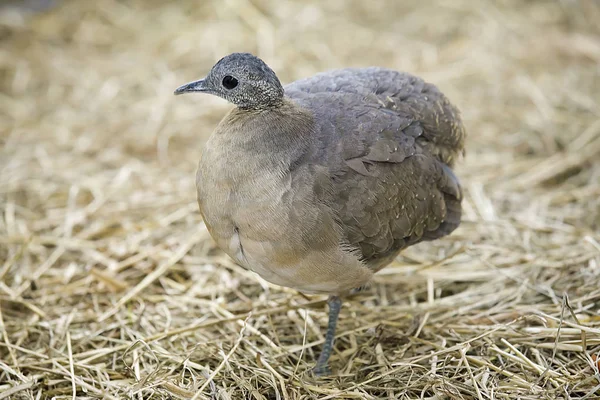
[285,67,466,166]
[286,68,466,269]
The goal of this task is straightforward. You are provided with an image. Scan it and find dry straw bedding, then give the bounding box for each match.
[1,0,600,398]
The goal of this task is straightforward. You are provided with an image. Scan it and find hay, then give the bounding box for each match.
[1,0,600,398]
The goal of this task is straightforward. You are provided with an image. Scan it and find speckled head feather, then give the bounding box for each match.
[174,53,284,110]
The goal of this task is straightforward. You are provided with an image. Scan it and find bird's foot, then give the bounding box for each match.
[312,363,332,377]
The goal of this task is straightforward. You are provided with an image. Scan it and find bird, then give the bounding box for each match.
[174,52,466,375]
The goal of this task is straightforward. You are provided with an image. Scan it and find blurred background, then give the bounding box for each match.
[1,0,600,398]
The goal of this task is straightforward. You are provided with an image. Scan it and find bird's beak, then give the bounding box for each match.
[173,79,208,95]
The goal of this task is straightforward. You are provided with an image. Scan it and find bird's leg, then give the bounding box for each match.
[313,295,342,376]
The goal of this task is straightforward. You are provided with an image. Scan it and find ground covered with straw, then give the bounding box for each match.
[1,0,600,398]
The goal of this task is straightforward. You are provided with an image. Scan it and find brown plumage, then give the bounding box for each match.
[174,52,466,375]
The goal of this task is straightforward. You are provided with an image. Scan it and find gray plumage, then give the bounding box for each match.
[174,52,466,374]
[285,68,465,269]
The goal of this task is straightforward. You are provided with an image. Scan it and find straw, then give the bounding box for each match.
[1,0,599,398]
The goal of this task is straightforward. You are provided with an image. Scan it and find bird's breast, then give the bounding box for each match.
[195,139,372,294]
[196,139,294,266]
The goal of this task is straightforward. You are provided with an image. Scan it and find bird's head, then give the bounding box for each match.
[174,52,284,110]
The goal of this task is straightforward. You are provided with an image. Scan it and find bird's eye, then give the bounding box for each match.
[222,75,238,90]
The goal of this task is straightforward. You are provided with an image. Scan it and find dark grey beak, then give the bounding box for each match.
[174,79,208,95]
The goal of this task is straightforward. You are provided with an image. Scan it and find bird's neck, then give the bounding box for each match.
[213,99,314,165]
